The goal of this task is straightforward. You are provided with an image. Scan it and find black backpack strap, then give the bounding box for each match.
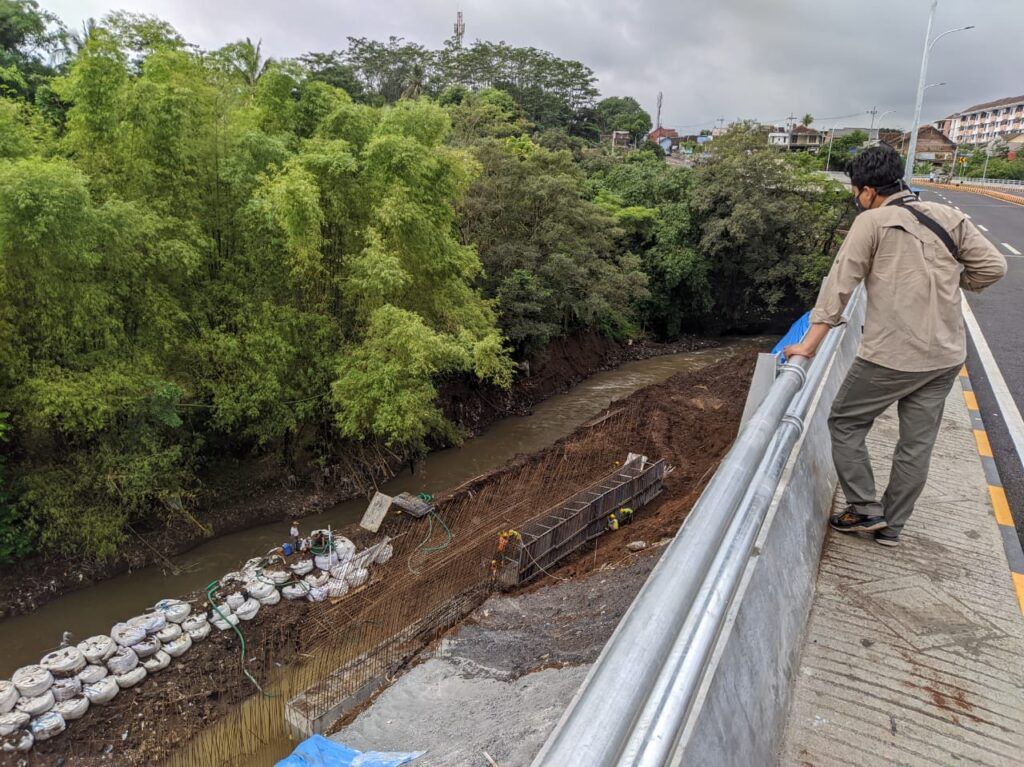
[891,197,959,259]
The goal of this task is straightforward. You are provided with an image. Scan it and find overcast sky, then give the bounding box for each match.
[42,0,1022,131]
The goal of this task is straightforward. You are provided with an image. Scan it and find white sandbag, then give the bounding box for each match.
[314,551,339,571]
[234,598,260,621]
[220,570,244,585]
[211,613,240,631]
[0,682,16,715]
[326,578,349,599]
[225,592,245,611]
[0,727,32,752]
[181,613,208,632]
[164,633,192,658]
[78,634,116,664]
[289,558,314,576]
[306,585,328,602]
[211,601,232,618]
[153,598,191,624]
[51,676,81,703]
[345,567,369,588]
[245,579,275,600]
[76,664,107,685]
[54,694,89,721]
[30,710,65,741]
[334,535,356,560]
[258,588,281,606]
[329,562,351,581]
[155,623,182,643]
[263,568,291,585]
[130,635,161,659]
[0,710,29,737]
[185,621,211,642]
[143,650,171,673]
[40,646,86,677]
[375,542,394,565]
[114,666,147,689]
[12,666,52,698]
[243,557,263,571]
[15,691,53,717]
[83,676,118,705]
[129,612,166,635]
[304,570,329,589]
[111,622,146,647]
[106,647,139,676]
[281,583,308,600]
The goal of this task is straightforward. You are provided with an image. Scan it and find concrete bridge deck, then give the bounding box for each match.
[780,369,1024,766]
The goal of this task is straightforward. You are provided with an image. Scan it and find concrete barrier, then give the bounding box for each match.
[672,298,864,766]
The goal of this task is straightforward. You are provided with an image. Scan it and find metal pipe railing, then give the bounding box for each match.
[532,287,862,767]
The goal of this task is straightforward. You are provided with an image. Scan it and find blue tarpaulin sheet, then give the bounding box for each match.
[771,311,810,360]
[275,735,425,767]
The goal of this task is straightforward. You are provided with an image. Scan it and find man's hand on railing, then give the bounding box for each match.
[782,342,816,360]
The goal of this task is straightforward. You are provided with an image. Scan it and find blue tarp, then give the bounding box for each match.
[771,311,811,360]
[275,735,425,767]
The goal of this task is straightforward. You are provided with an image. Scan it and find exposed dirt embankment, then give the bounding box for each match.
[0,333,716,623]
[2,351,754,767]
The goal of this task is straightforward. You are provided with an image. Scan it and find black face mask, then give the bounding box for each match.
[853,189,875,213]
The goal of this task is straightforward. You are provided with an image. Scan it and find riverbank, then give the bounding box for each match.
[2,351,754,767]
[0,333,718,623]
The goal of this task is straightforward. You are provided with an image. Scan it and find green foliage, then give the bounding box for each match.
[594,96,652,143]
[460,139,648,355]
[0,15,847,565]
[822,130,868,172]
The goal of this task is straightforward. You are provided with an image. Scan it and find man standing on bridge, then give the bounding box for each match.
[785,145,1006,546]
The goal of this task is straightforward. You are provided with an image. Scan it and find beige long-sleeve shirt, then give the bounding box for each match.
[810,193,1007,372]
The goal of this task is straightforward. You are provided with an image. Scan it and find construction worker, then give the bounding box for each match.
[289,519,300,551]
[608,513,619,531]
[617,507,635,525]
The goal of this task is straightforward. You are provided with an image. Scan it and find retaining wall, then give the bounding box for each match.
[672,301,865,766]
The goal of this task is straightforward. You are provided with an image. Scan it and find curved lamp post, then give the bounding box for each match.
[903,0,974,183]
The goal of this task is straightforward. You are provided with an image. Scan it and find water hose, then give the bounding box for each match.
[205,579,277,697]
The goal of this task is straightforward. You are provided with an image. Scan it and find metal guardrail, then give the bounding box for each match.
[531,287,864,767]
[915,175,1024,188]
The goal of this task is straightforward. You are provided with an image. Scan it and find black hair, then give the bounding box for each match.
[848,144,905,194]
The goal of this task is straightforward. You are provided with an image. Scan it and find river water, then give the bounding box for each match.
[0,341,764,677]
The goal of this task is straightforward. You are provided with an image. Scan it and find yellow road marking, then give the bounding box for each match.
[990,485,1014,527]
[963,390,979,411]
[974,429,993,457]
[959,365,968,378]
[1013,573,1024,616]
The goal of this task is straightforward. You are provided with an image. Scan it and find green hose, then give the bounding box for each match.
[205,579,277,697]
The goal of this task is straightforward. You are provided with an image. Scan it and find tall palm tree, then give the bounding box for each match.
[401,63,425,99]
[230,37,270,86]
[801,113,814,127]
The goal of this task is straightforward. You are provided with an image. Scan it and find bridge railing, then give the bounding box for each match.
[532,286,865,767]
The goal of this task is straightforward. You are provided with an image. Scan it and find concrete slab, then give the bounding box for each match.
[780,383,1024,765]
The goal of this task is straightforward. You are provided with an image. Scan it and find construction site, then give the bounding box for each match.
[1,353,754,767]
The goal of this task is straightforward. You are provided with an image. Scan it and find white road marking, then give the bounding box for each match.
[978,224,988,231]
[962,296,1024,471]
[1003,242,1021,255]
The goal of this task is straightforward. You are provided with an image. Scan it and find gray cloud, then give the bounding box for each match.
[44,0,1021,131]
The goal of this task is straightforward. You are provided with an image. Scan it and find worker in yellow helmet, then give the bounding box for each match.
[608,513,619,531]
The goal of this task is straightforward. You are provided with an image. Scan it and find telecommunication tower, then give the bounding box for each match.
[453,10,465,48]
[656,92,663,129]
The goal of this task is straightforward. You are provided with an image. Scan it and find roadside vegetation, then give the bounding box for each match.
[0,2,848,564]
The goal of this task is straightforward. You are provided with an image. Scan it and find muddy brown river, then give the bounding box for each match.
[0,341,764,678]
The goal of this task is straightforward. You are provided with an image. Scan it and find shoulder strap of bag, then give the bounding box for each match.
[891,196,959,259]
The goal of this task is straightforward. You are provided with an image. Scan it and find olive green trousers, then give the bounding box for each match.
[828,357,961,534]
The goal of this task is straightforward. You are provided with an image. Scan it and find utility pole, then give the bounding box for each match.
[656,92,663,129]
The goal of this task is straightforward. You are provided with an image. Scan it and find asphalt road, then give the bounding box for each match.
[918,186,1024,544]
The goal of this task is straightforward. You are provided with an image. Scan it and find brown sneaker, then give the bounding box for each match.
[829,509,888,533]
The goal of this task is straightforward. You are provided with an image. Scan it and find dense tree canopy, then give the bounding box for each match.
[0,7,846,563]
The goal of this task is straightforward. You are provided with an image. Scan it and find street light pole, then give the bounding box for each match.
[904,1,974,184]
[904,0,938,184]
